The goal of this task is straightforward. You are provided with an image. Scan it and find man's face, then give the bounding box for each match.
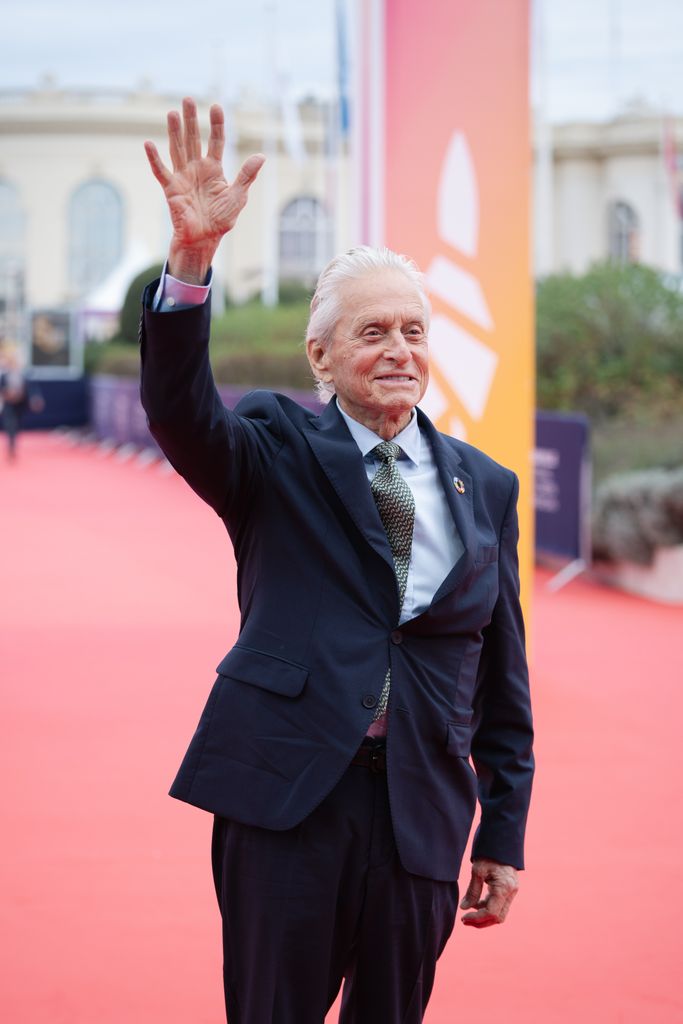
[312,269,429,432]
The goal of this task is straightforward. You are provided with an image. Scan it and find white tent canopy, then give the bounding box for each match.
[81,240,154,314]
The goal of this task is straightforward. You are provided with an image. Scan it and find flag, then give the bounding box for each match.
[336,0,350,138]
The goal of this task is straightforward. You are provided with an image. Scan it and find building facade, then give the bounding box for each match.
[534,101,683,279]
[0,84,350,345]
[1,84,681,351]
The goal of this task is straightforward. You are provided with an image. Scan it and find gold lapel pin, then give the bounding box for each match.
[453,477,466,494]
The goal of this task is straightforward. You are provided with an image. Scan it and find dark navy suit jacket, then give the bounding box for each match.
[140,289,534,883]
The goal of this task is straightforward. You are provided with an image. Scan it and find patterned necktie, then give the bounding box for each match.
[370,440,416,719]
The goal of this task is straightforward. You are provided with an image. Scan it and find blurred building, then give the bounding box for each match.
[534,100,683,278]
[0,82,350,340]
[1,83,681,344]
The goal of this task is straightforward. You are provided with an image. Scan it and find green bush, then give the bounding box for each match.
[211,350,313,389]
[209,301,309,353]
[277,279,314,305]
[118,263,165,344]
[591,415,683,482]
[536,263,683,420]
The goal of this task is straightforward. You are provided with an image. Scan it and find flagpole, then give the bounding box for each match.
[533,0,554,278]
[333,0,350,254]
[210,39,228,315]
[261,1,279,307]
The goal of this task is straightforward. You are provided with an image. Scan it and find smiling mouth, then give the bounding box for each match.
[376,374,416,382]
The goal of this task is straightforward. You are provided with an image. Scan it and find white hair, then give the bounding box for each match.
[305,246,430,402]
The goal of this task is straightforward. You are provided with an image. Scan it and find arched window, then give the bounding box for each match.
[0,181,26,339]
[0,181,24,265]
[68,180,123,297]
[608,200,639,264]
[279,197,331,283]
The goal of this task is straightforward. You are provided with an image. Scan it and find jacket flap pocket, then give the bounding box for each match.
[475,544,498,564]
[450,705,474,726]
[216,646,308,698]
[446,706,473,757]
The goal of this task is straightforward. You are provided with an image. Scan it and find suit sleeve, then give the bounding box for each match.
[470,473,534,869]
[139,281,281,519]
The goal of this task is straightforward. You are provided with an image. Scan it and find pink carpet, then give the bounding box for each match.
[2,433,682,1022]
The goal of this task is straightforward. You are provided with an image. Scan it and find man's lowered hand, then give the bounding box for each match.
[460,859,519,928]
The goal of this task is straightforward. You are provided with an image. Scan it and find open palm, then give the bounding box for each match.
[145,98,264,252]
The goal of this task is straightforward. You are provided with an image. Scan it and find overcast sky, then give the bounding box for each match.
[2,0,683,122]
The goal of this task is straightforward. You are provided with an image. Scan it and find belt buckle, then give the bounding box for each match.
[369,746,385,773]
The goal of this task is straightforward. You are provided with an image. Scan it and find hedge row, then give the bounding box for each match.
[593,467,683,564]
[536,262,683,420]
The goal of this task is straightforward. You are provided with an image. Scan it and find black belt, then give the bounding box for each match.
[351,739,387,773]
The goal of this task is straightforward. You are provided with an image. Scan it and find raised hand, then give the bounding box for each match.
[144,97,265,284]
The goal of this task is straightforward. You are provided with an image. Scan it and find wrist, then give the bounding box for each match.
[167,241,217,286]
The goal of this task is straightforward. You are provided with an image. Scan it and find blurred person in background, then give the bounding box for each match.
[0,345,44,461]
[140,98,534,1024]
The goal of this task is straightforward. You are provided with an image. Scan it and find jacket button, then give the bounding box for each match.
[390,630,403,645]
[362,694,377,709]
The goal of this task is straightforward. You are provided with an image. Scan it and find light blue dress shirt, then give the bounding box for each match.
[153,264,212,311]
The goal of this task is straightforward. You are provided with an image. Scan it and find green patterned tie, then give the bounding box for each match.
[370,441,416,719]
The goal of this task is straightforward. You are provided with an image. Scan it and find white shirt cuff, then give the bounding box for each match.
[152,262,212,311]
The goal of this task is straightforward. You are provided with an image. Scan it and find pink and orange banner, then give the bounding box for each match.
[357,0,534,608]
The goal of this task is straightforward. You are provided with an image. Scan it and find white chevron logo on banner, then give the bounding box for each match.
[420,132,498,440]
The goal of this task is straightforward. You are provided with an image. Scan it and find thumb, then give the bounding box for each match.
[234,153,266,189]
[460,871,483,910]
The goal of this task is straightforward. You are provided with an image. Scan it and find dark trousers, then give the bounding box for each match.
[211,754,459,1024]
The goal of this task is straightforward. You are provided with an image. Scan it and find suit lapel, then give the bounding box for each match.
[304,401,478,603]
[417,409,477,604]
[304,400,395,572]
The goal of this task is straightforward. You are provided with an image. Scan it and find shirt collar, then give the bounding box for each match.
[336,400,421,467]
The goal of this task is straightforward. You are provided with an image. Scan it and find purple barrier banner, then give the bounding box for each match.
[91,376,155,448]
[534,412,591,563]
[90,376,322,450]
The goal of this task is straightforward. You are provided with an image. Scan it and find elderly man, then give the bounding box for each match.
[141,99,534,1024]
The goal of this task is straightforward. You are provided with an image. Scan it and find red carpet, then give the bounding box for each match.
[2,433,682,1022]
